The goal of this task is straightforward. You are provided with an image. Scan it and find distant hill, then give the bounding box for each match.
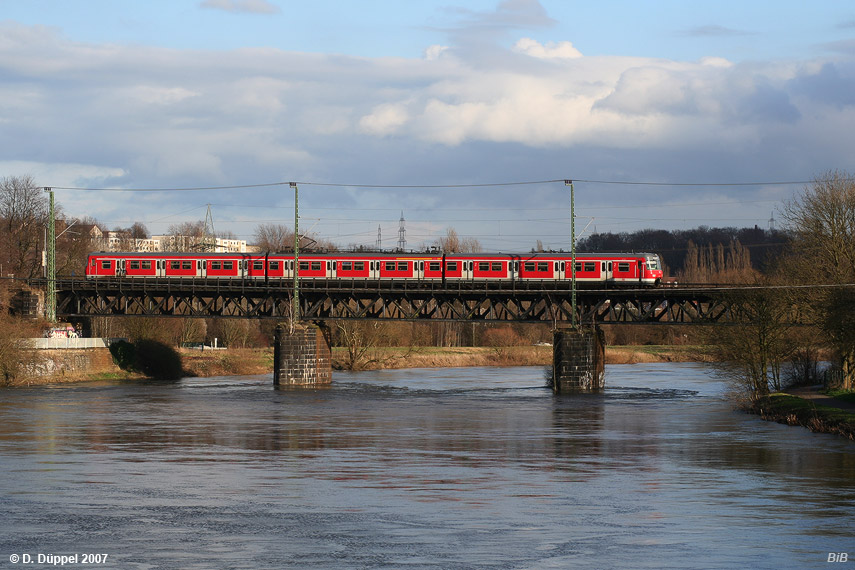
[576,226,791,276]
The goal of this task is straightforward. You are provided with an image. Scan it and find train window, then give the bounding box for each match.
[101,260,111,269]
[141,261,151,270]
[429,262,440,271]
[575,262,582,272]
[584,262,596,272]
[492,262,502,271]
[129,261,140,270]
[327,262,331,270]
[300,261,309,271]
[253,261,263,270]
[183,261,192,270]
[479,262,489,271]
[537,262,549,272]
[514,261,519,272]
[398,261,407,271]
[270,261,280,270]
[223,261,233,270]
[311,262,322,271]
[385,261,395,271]
[354,262,365,271]
[447,262,458,271]
[211,261,221,270]
[170,261,179,270]
[618,263,630,272]
[341,261,353,271]
[524,262,535,272]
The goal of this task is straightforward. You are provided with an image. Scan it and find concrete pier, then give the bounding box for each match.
[273,323,332,386]
[552,326,605,393]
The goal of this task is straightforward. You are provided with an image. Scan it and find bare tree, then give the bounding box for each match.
[166,220,206,252]
[781,170,855,389]
[0,175,54,277]
[707,275,799,401]
[253,223,337,252]
[334,321,392,370]
[436,227,482,253]
[254,223,293,252]
[129,222,149,239]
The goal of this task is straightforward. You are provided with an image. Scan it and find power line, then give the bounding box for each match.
[48,176,834,193]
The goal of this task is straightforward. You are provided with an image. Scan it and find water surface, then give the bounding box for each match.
[1,363,853,569]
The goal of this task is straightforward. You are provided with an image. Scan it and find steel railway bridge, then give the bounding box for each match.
[46,277,754,325]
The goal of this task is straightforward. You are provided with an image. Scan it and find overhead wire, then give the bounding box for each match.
[48,176,835,193]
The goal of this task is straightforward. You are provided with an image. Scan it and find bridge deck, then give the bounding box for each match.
[47,277,735,324]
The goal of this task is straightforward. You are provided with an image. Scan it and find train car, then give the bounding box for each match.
[85,251,663,287]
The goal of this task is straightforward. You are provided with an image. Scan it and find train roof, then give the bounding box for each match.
[90,250,661,258]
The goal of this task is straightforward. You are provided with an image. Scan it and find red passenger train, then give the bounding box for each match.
[85,251,664,286]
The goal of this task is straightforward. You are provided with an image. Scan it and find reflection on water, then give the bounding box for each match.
[1,364,853,569]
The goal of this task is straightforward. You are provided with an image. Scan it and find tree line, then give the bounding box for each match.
[577,225,790,277]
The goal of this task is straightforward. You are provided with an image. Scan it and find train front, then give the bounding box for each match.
[644,254,664,286]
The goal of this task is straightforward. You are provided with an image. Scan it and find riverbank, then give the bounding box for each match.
[749,389,855,441]
[329,344,711,371]
[10,344,710,386]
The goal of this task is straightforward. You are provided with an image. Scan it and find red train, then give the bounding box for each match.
[85,251,664,286]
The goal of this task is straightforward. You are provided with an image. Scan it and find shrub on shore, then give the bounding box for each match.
[750,394,855,440]
[109,339,183,380]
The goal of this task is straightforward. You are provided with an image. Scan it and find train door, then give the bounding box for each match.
[603,261,613,282]
[117,259,126,277]
[415,260,425,280]
[328,260,337,279]
[558,260,565,281]
[369,260,381,280]
[511,258,519,280]
[462,260,474,280]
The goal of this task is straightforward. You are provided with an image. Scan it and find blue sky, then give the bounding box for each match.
[3,0,855,250]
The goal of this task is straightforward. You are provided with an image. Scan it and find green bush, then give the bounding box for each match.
[134,339,184,380]
[109,338,183,380]
[109,340,136,370]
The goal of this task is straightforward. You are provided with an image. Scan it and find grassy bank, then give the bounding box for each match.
[332,344,709,371]
[180,347,274,377]
[750,393,855,441]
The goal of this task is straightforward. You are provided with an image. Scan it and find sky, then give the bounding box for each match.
[3,0,855,251]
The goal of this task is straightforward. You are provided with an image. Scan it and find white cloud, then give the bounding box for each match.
[122,86,199,106]
[424,45,450,61]
[1,18,854,245]
[513,37,582,59]
[359,103,410,136]
[0,161,126,189]
[199,0,280,15]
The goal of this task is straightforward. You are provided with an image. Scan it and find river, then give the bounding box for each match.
[1,363,853,569]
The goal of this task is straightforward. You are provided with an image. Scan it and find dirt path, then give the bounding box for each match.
[787,385,855,412]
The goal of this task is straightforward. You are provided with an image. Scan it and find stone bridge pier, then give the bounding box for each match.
[272,321,605,393]
[552,326,605,393]
[273,323,332,386]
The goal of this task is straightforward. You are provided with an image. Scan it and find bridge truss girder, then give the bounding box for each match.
[52,278,733,325]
